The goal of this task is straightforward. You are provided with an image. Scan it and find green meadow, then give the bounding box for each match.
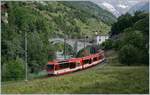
[2,51,149,94]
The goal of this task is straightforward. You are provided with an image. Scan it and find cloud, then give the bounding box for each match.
[117,4,128,9]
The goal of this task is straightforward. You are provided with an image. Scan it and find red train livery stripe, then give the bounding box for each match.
[46,50,105,76]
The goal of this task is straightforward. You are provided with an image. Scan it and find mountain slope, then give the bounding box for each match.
[128,2,149,14]
[33,1,117,37]
[1,1,117,80]
[61,1,117,25]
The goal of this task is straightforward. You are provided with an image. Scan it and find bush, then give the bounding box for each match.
[139,49,149,65]
[118,44,139,65]
[113,39,122,51]
[111,11,149,65]
[101,39,113,50]
[2,57,25,81]
[116,30,149,65]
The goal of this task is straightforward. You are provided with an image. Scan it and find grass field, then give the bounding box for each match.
[1,50,149,94]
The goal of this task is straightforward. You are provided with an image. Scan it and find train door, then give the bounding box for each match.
[47,64,54,75]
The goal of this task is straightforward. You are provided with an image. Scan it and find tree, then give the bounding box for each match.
[122,30,145,49]
[111,13,133,35]
[133,15,149,35]
[116,30,148,65]
[101,39,113,50]
[2,57,25,81]
[118,44,139,65]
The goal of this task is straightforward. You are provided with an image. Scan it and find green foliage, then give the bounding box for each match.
[49,1,113,37]
[2,57,25,81]
[111,13,133,35]
[114,30,148,65]
[47,44,56,61]
[118,44,139,65]
[114,30,145,50]
[2,2,56,79]
[111,11,149,65]
[133,15,149,35]
[27,32,54,72]
[101,39,113,50]
[1,1,116,81]
[76,45,99,57]
[76,48,89,58]
[2,65,149,94]
[61,1,116,25]
[111,12,149,36]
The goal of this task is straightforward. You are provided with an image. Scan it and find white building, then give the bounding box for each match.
[96,35,109,44]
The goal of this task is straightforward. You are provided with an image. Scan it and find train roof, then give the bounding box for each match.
[48,50,104,65]
[48,57,82,65]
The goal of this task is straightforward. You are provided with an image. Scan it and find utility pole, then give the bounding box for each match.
[74,38,78,56]
[64,36,66,59]
[25,31,28,81]
[84,35,86,49]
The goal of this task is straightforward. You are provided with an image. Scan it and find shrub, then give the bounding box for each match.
[118,44,139,65]
[101,39,113,50]
[2,57,25,81]
[111,11,149,65]
[139,49,149,65]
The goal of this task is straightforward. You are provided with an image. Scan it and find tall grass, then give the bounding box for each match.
[2,65,149,94]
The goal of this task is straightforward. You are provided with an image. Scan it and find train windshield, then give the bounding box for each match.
[47,64,54,70]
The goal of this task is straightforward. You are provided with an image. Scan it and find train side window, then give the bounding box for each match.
[83,60,88,64]
[93,57,97,61]
[59,63,69,69]
[70,62,76,69]
[83,59,91,64]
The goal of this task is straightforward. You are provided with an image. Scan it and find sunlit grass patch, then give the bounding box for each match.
[2,65,149,94]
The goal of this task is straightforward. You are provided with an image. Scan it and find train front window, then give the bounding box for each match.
[47,64,54,70]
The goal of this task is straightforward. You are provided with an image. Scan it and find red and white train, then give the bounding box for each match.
[46,50,105,76]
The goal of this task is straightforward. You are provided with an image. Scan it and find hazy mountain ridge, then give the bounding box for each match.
[92,0,149,17]
[128,2,149,14]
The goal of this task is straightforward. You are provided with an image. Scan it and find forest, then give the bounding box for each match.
[102,11,149,65]
[1,1,116,81]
